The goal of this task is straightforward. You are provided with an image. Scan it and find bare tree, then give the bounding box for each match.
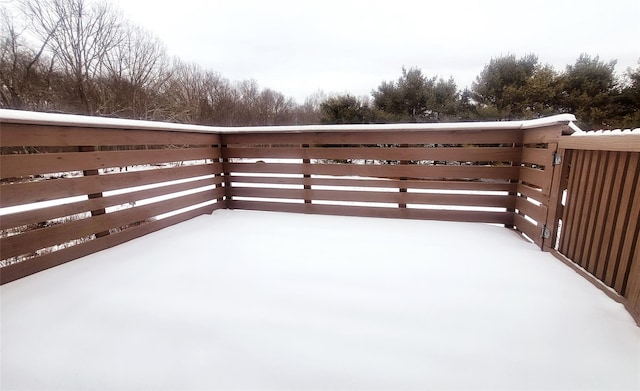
[100,23,170,119]
[22,0,123,114]
[0,5,56,109]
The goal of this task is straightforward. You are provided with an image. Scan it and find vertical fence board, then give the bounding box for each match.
[592,152,621,280]
[612,153,639,294]
[604,153,634,288]
[563,150,586,259]
[581,151,606,274]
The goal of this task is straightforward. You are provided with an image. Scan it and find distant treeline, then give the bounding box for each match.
[1,0,638,129]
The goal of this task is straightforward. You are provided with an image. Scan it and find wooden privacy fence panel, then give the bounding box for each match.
[0,122,225,284]
[556,146,640,314]
[222,129,524,225]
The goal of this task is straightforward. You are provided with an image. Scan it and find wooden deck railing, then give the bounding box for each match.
[1,110,638,323]
[547,133,640,320]
[0,116,226,283]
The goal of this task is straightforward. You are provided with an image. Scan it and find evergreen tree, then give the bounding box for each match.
[471,54,560,120]
[320,94,373,124]
[372,67,460,122]
[558,54,619,129]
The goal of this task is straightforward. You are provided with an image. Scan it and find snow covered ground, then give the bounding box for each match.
[1,210,639,390]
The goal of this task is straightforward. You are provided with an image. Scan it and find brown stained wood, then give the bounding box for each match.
[544,145,568,251]
[561,149,584,258]
[619,190,640,297]
[228,175,517,192]
[581,151,607,274]
[565,150,589,261]
[612,153,640,294]
[229,200,514,225]
[620,172,640,296]
[404,193,514,208]
[1,177,224,230]
[1,191,217,260]
[519,167,551,194]
[521,147,553,166]
[559,134,640,152]
[0,123,220,147]
[226,162,520,180]
[626,243,640,314]
[594,152,623,280]
[0,163,223,207]
[224,146,522,162]
[522,126,563,144]
[514,213,542,246]
[573,150,600,267]
[1,147,218,178]
[233,187,398,204]
[221,129,523,146]
[602,153,631,286]
[515,196,548,225]
[516,183,548,205]
[231,187,514,208]
[0,203,221,284]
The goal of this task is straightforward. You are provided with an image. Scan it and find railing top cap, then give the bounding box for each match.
[0,109,577,134]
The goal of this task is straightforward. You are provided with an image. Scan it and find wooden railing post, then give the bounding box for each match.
[302,144,312,205]
[79,145,109,238]
[544,147,570,251]
[220,138,233,209]
[399,144,408,209]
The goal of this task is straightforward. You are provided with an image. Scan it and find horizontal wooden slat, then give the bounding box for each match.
[559,134,640,152]
[231,187,514,208]
[228,175,517,192]
[225,146,521,162]
[0,163,222,207]
[226,162,519,180]
[222,129,523,146]
[517,183,548,204]
[1,176,223,230]
[519,167,551,194]
[514,213,542,246]
[0,203,222,284]
[515,196,548,224]
[521,147,553,166]
[1,190,220,260]
[0,123,221,146]
[522,126,563,144]
[230,200,514,225]
[2,147,218,178]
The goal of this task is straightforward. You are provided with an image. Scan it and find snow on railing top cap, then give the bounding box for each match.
[569,127,640,136]
[0,109,577,134]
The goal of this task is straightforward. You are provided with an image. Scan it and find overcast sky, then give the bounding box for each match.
[114,0,639,103]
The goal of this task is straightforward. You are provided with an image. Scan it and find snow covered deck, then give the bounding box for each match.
[2,210,639,390]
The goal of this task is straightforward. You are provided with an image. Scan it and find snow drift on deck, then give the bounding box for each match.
[1,210,639,390]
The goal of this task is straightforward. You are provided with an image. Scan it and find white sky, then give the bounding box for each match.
[113,0,640,103]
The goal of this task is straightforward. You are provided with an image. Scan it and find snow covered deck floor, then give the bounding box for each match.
[2,210,639,390]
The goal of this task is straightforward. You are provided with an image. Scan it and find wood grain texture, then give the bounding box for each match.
[225,146,521,162]
[1,163,223,207]
[222,129,523,145]
[0,123,220,146]
[226,162,520,180]
[559,134,640,152]
[228,175,517,192]
[1,191,218,260]
[1,177,224,230]
[0,203,221,284]
[1,147,218,178]
[229,200,514,225]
